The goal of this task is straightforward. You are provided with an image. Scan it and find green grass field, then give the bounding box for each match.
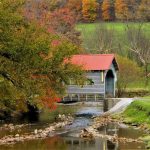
[76,22,150,55]
[77,22,150,34]
[127,78,150,90]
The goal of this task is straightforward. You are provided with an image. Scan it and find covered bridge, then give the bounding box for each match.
[63,54,119,101]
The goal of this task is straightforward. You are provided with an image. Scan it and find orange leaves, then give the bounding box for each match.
[138,0,150,21]
[102,0,114,21]
[82,0,99,22]
[66,0,82,21]
[115,0,129,20]
[41,89,61,110]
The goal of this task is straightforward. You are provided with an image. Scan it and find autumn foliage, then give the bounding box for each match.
[66,0,82,21]
[138,0,150,21]
[82,0,98,22]
[115,0,129,20]
[25,0,81,45]
[0,0,85,117]
[41,89,61,110]
[102,0,115,21]
[25,0,150,23]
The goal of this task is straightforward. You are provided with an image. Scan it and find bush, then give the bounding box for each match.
[116,55,143,97]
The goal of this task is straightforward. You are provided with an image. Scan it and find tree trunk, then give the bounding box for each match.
[145,64,149,86]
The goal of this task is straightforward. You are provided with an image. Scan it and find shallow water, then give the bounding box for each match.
[0,100,146,150]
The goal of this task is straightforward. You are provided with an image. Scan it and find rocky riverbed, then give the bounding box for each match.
[80,115,145,144]
[0,114,73,145]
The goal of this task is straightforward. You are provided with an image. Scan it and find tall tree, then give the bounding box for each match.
[66,0,82,21]
[25,0,81,46]
[116,55,142,97]
[138,0,150,21]
[82,0,99,22]
[0,0,85,117]
[115,0,129,20]
[102,0,115,21]
[126,24,150,85]
[127,0,139,20]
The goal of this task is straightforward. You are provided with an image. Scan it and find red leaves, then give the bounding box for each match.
[41,89,61,110]
[51,40,61,47]
[49,8,76,33]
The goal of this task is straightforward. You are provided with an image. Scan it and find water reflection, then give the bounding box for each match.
[103,99,120,112]
[0,100,146,150]
[1,134,145,150]
[46,136,117,150]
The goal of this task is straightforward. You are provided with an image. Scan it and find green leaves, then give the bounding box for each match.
[0,0,85,117]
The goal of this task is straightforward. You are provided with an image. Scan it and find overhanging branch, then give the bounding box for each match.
[0,52,18,62]
[0,71,15,85]
[126,46,146,65]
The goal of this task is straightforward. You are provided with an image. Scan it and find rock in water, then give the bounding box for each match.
[34,129,38,134]
[80,128,93,139]
[15,134,19,137]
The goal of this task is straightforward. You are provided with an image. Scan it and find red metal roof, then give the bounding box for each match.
[70,54,118,71]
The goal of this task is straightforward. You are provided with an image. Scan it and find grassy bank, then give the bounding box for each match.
[122,96,150,125]
[117,97,150,149]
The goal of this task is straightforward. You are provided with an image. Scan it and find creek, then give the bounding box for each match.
[0,99,146,150]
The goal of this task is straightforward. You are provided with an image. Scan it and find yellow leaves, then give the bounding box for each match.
[82,0,98,22]
[115,0,129,20]
[102,0,113,21]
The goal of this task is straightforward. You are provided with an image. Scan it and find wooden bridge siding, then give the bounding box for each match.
[66,72,105,94]
[63,72,105,101]
[67,85,105,94]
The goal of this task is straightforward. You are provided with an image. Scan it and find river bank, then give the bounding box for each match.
[0,114,73,145]
[81,97,150,149]
[116,96,150,149]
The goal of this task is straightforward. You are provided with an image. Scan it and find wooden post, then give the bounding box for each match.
[104,71,106,98]
[70,94,72,101]
[103,99,108,112]
[94,94,96,101]
[78,94,80,101]
[114,77,115,97]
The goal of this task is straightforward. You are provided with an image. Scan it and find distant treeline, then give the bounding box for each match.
[81,0,150,22]
[39,0,150,22]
